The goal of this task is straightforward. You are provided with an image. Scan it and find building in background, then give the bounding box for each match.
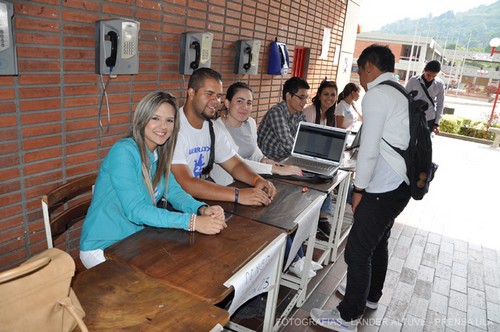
[352,32,500,96]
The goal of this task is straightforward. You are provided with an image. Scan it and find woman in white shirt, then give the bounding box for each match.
[212,82,302,186]
[336,83,362,130]
[303,80,338,126]
[213,82,320,278]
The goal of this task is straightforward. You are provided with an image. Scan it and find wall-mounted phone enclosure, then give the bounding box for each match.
[0,0,18,76]
[95,19,140,75]
[179,32,213,75]
[234,40,261,75]
[267,41,290,75]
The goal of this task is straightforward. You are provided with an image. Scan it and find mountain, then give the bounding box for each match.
[375,1,500,52]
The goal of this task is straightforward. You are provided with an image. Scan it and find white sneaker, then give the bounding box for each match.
[289,258,316,278]
[310,307,358,331]
[310,260,323,271]
[337,284,378,310]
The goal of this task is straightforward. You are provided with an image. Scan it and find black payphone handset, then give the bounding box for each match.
[190,41,201,70]
[105,31,118,68]
[243,47,252,71]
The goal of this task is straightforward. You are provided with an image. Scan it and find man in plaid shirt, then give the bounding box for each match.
[257,77,310,161]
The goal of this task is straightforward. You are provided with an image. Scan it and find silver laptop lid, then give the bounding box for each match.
[291,122,348,165]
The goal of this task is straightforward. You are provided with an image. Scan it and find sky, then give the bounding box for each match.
[359,0,498,31]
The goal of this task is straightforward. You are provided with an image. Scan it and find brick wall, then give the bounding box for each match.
[0,0,347,270]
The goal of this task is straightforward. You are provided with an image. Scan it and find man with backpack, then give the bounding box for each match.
[406,60,445,134]
[310,44,412,331]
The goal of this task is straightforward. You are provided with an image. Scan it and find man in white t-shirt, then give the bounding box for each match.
[172,68,276,206]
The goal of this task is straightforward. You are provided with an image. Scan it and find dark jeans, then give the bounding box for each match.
[337,182,411,321]
[428,119,435,133]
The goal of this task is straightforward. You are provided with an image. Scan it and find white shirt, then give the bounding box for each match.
[211,117,272,185]
[355,73,409,193]
[335,100,358,129]
[172,107,236,178]
[406,75,445,124]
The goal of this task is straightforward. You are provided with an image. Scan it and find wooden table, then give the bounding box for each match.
[73,260,229,331]
[205,179,325,231]
[105,215,283,304]
[275,169,350,194]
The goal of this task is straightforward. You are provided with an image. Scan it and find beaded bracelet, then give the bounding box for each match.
[234,187,240,204]
[188,213,196,232]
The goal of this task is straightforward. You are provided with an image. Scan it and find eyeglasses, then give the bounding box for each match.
[292,93,309,102]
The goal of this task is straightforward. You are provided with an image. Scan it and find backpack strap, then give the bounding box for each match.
[419,79,436,108]
[201,119,215,177]
[379,80,410,153]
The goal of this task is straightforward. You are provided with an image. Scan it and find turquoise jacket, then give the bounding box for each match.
[80,137,205,251]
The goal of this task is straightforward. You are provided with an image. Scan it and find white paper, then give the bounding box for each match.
[320,28,331,60]
[284,195,324,269]
[224,234,286,315]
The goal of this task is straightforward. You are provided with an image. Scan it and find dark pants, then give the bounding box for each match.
[337,182,411,321]
[427,119,435,133]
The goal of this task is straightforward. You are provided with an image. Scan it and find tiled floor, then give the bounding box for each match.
[234,135,500,331]
[281,136,500,332]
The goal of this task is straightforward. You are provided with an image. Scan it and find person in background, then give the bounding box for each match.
[211,82,302,186]
[171,68,276,206]
[302,80,339,238]
[257,77,309,161]
[406,60,445,134]
[79,91,226,269]
[303,80,338,126]
[336,83,362,130]
[310,45,412,331]
[213,81,320,278]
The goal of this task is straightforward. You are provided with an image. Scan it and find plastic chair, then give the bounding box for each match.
[41,174,97,250]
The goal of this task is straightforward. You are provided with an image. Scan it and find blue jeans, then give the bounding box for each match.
[320,192,333,218]
[337,182,411,321]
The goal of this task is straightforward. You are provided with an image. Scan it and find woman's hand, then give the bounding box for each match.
[201,205,225,221]
[273,165,303,176]
[195,215,227,235]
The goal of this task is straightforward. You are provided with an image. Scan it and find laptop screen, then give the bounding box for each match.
[293,123,347,163]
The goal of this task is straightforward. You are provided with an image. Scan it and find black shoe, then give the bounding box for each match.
[317,219,331,238]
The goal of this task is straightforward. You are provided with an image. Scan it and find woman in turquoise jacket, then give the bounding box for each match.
[80,91,226,269]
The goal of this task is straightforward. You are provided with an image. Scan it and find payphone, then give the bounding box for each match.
[179,32,213,75]
[0,0,18,76]
[234,40,261,75]
[95,19,140,75]
[267,41,290,75]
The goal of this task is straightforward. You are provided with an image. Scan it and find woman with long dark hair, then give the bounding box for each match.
[303,80,338,127]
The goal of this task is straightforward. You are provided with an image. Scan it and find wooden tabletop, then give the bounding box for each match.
[105,215,284,304]
[272,169,350,194]
[73,260,229,331]
[204,180,325,231]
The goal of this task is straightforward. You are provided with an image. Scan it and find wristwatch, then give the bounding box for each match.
[197,205,208,215]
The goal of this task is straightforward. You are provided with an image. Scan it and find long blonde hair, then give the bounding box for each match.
[131,91,179,203]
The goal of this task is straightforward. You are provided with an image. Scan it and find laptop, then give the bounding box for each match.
[281,122,348,176]
[345,125,362,151]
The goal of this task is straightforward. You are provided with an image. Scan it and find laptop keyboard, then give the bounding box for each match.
[287,156,337,174]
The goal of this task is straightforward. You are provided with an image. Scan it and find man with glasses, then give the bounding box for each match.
[172,68,276,206]
[257,76,310,161]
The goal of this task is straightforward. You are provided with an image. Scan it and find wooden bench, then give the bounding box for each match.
[488,127,500,148]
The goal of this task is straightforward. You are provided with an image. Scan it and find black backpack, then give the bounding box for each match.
[380,80,438,200]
